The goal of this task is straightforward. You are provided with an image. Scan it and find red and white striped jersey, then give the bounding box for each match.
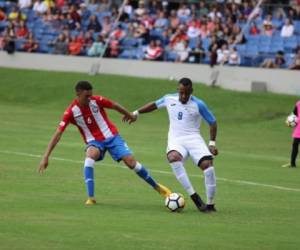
[58,96,118,143]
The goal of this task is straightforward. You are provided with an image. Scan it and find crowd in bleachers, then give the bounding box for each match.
[0,0,300,69]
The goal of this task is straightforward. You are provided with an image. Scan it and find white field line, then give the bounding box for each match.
[0,149,299,193]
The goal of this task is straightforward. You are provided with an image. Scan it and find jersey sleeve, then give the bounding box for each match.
[57,109,72,132]
[194,97,216,125]
[95,96,114,108]
[155,95,167,109]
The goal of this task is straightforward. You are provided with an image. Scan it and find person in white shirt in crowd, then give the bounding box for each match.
[33,0,48,15]
[281,18,294,38]
[18,0,32,9]
[187,19,201,39]
[217,43,230,64]
[177,3,191,21]
[228,47,241,66]
[175,40,189,63]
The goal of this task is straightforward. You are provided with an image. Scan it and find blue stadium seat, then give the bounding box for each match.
[283,36,298,52]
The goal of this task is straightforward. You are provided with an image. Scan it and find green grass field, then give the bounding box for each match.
[0,67,299,250]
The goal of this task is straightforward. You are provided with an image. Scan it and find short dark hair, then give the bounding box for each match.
[179,77,193,87]
[75,81,93,92]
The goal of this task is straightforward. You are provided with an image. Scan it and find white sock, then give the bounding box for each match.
[170,161,195,196]
[133,162,142,173]
[203,166,216,205]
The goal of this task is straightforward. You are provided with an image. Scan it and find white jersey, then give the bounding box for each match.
[155,93,216,139]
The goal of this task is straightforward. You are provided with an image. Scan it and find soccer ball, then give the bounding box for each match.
[286,114,298,128]
[165,193,185,212]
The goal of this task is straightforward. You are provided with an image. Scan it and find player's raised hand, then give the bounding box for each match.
[209,146,218,156]
[38,157,49,173]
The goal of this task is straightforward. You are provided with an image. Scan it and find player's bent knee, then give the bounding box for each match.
[86,146,101,160]
[167,151,183,163]
[122,155,136,169]
[198,156,213,170]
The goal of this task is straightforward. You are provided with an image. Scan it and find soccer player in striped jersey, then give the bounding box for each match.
[38,81,171,205]
[129,77,218,212]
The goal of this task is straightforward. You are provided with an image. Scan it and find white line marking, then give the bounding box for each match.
[1,149,299,192]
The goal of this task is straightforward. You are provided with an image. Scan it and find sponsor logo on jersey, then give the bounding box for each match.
[91,104,99,113]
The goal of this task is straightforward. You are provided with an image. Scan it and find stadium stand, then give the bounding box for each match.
[0,0,299,69]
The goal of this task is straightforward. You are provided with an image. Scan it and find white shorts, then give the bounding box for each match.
[167,134,212,165]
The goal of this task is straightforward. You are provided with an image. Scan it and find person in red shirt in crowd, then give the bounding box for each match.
[0,7,7,21]
[38,81,172,205]
[68,36,83,55]
[144,40,163,61]
[23,32,38,52]
[16,20,28,38]
[249,22,260,35]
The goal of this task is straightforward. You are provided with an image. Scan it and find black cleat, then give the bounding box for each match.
[206,204,217,212]
[190,193,207,212]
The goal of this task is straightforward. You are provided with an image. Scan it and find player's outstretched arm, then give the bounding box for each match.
[111,102,137,124]
[38,130,63,173]
[132,102,158,119]
[208,122,218,156]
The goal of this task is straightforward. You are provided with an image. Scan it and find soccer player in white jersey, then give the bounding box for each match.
[129,77,218,212]
[38,81,171,205]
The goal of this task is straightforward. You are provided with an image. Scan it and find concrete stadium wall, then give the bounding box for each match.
[0,51,299,96]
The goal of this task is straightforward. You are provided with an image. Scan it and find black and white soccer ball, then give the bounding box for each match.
[286,114,298,128]
[165,193,185,212]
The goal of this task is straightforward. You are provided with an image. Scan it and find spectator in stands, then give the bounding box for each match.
[208,5,222,21]
[87,15,102,32]
[217,43,230,64]
[68,36,83,55]
[228,47,241,66]
[187,19,201,39]
[260,51,286,68]
[135,0,146,19]
[249,22,260,35]
[198,1,208,18]
[111,25,126,41]
[33,0,48,15]
[87,35,105,57]
[187,41,205,63]
[169,9,180,31]
[84,31,94,48]
[175,40,189,63]
[49,33,68,54]
[8,7,26,23]
[154,11,169,32]
[144,40,163,61]
[70,4,81,24]
[23,32,38,52]
[134,22,148,41]
[101,16,112,36]
[281,18,294,37]
[78,3,91,22]
[289,49,300,70]
[107,39,120,58]
[16,20,28,38]
[99,0,111,13]
[0,7,7,22]
[66,13,80,30]
[18,0,32,9]
[199,20,210,39]
[177,3,191,23]
[262,14,274,36]
[3,22,16,54]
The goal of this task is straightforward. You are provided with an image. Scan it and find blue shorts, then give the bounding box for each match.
[86,134,132,162]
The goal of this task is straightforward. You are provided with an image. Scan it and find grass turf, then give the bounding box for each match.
[0,67,299,250]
